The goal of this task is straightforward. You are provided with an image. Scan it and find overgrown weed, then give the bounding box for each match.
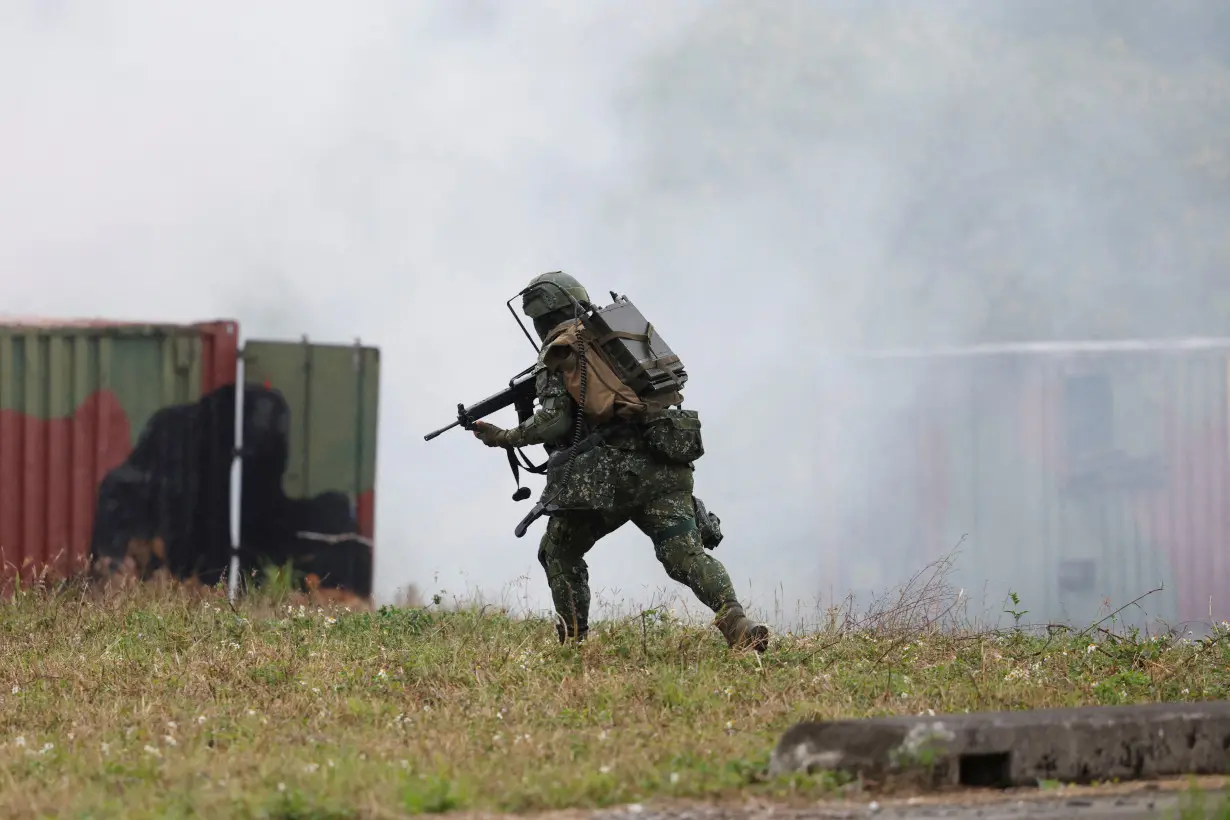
[1,553,1227,819]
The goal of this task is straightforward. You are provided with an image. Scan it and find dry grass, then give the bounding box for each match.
[1,556,1228,819]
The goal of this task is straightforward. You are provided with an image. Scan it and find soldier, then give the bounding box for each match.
[470,271,770,653]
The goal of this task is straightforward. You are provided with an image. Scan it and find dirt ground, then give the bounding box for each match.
[418,778,1228,820]
[582,778,1230,820]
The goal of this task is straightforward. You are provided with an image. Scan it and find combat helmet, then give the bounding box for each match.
[521,271,591,341]
[521,271,590,319]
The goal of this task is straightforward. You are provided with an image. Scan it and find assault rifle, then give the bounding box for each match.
[422,360,606,538]
[423,364,543,502]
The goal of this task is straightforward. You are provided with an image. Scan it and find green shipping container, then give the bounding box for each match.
[0,318,380,601]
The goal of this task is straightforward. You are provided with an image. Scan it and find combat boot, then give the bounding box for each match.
[714,605,769,653]
[554,614,588,645]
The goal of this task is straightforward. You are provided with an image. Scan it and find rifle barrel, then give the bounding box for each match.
[423,419,460,441]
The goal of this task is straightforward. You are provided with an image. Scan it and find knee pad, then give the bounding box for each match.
[654,531,704,585]
[537,522,563,571]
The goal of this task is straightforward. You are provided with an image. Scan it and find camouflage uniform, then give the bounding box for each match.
[473,273,768,652]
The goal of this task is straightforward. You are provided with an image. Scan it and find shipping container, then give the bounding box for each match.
[815,338,1230,631]
[0,318,379,601]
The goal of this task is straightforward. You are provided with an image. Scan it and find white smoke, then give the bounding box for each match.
[4,0,1228,630]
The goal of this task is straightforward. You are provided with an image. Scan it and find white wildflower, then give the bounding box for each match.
[164,735,177,746]
[278,782,286,792]
[166,721,177,730]
[10,685,18,695]
[14,736,25,748]
[304,763,320,774]
[670,772,680,784]
[1086,644,1097,654]
[599,765,612,774]
[101,743,110,754]
[144,745,161,757]
[197,716,207,725]
[39,742,54,755]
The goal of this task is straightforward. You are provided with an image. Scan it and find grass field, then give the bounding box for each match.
[2,558,1229,819]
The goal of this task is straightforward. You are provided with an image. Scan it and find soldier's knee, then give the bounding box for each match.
[539,517,592,581]
[653,524,705,583]
[537,519,564,571]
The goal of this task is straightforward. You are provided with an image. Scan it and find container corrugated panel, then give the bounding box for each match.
[0,320,239,591]
[817,340,1230,629]
[238,339,379,599]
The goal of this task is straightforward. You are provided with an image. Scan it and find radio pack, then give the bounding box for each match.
[580,292,688,399]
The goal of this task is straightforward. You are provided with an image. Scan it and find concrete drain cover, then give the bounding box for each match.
[769,700,1230,787]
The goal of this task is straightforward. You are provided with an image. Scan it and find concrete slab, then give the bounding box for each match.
[768,701,1230,788]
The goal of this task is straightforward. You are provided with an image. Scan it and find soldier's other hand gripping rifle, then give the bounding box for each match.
[422,364,545,502]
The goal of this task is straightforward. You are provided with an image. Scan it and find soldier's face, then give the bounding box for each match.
[532,315,554,340]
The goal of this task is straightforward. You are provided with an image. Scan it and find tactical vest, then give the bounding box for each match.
[514,294,708,527]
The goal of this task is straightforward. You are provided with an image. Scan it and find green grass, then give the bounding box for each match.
[1,565,1229,819]
[1174,783,1230,820]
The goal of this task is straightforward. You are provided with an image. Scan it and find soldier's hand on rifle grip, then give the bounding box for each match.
[471,421,509,448]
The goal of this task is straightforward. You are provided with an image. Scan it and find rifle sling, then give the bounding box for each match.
[513,447,548,475]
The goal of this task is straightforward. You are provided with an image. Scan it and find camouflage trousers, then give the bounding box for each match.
[536,487,741,640]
